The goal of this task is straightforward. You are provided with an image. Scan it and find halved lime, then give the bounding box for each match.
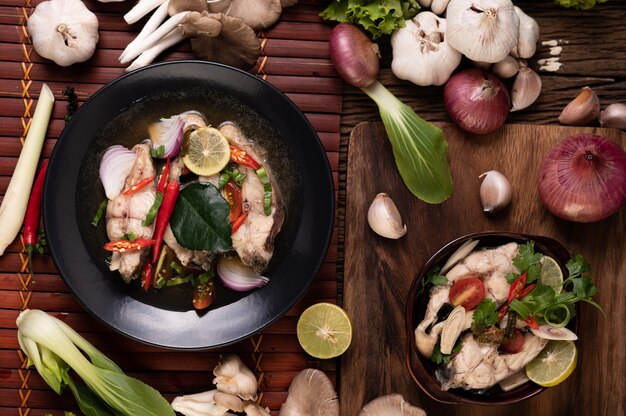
[526,340,577,387]
[181,126,230,176]
[297,303,352,359]
[540,256,564,294]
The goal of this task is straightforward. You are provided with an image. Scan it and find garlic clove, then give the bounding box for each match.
[446,0,520,63]
[479,170,512,213]
[492,55,520,79]
[510,67,542,112]
[367,193,407,239]
[599,103,626,130]
[431,0,451,15]
[513,6,540,59]
[558,86,600,126]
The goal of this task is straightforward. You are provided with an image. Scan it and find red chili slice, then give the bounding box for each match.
[103,239,155,252]
[123,176,154,195]
[230,145,260,169]
[231,211,248,234]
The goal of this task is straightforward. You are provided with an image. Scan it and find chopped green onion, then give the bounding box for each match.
[154,275,166,289]
[222,168,246,187]
[91,199,108,227]
[166,276,191,286]
[193,271,213,286]
[120,231,137,241]
[169,261,184,275]
[544,304,571,328]
[218,173,230,190]
[149,145,165,158]
[143,192,164,226]
[255,165,272,216]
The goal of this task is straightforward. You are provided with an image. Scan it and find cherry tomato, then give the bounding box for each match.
[499,329,525,354]
[223,181,243,223]
[449,277,485,310]
[193,280,215,310]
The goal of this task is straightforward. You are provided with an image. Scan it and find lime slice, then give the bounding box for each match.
[181,127,230,176]
[297,303,352,359]
[540,256,564,294]
[526,340,577,387]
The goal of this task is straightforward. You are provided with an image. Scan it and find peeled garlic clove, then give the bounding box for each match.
[599,103,626,130]
[510,67,542,112]
[367,193,407,239]
[492,55,520,79]
[479,170,512,213]
[558,86,600,126]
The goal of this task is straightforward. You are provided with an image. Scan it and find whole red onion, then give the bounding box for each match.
[329,23,380,88]
[538,134,626,223]
[443,68,510,134]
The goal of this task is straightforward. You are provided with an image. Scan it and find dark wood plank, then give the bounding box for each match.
[341,121,626,414]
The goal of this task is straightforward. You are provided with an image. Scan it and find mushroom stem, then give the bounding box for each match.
[120,11,189,64]
[120,0,170,63]
[124,0,167,24]
[125,28,184,72]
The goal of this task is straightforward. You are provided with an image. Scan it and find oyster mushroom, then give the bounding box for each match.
[214,392,244,412]
[180,11,261,70]
[171,389,230,416]
[213,354,258,401]
[244,402,272,416]
[208,0,283,30]
[279,369,339,416]
[359,394,426,416]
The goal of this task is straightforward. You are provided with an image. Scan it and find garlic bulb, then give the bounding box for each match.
[446,0,520,63]
[391,12,462,86]
[367,193,407,239]
[479,170,512,213]
[27,0,99,66]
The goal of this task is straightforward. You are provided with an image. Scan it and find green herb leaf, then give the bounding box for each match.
[170,182,232,252]
[553,0,607,10]
[471,299,499,330]
[418,266,447,296]
[362,81,453,203]
[512,242,543,283]
[67,378,119,416]
[320,0,420,40]
[505,272,519,285]
[566,254,592,279]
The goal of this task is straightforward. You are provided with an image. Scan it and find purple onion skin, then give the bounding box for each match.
[443,68,510,135]
[329,23,380,88]
[538,134,626,223]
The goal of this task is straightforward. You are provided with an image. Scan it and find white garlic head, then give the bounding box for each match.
[391,12,462,86]
[213,354,258,401]
[446,0,520,63]
[367,193,407,239]
[27,0,99,67]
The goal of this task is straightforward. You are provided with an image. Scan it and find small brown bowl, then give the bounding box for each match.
[405,231,578,405]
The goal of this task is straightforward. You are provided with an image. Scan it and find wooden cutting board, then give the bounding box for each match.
[341,122,626,415]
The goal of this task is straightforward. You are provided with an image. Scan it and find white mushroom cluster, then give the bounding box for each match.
[118,0,298,72]
[172,354,270,416]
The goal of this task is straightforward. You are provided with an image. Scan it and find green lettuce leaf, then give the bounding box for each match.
[170,182,232,252]
[553,0,607,10]
[320,0,420,39]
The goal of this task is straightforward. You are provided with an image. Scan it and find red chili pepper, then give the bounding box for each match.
[156,158,171,193]
[498,304,509,321]
[231,211,248,234]
[23,160,48,277]
[24,160,48,248]
[518,283,536,300]
[525,316,539,330]
[507,272,528,304]
[123,176,154,195]
[151,180,180,264]
[104,239,155,252]
[142,262,153,292]
[230,145,260,169]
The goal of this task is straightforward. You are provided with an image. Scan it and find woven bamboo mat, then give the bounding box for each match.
[0,0,342,414]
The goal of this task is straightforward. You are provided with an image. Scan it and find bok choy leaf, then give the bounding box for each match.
[16,309,174,416]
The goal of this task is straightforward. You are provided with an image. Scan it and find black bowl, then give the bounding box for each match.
[405,231,578,405]
[43,61,334,350]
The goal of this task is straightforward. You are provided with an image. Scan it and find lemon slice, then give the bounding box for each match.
[540,256,564,294]
[180,126,230,176]
[526,340,577,387]
[297,303,352,359]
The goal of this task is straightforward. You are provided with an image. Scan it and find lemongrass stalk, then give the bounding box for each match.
[120,0,170,63]
[124,0,167,24]
[126,28,184,72]
[120,11,188,64]
[0,83,54,255]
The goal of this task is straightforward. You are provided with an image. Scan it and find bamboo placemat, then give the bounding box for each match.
[0,0,342,414]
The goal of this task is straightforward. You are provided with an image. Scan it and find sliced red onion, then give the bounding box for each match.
[99,145,137,200]
[148,115,185,158]
[217,256,269,291]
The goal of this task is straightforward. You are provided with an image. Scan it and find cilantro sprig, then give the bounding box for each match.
[471,299,499,331]
[417,266,447,296]
[505,241,542,284]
